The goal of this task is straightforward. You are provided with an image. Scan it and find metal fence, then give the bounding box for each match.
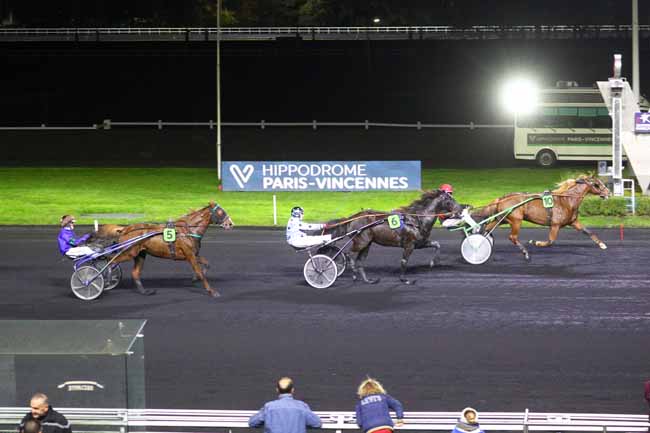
[1,407,649,433]
[0,25,649,41]
[0,120,513,131]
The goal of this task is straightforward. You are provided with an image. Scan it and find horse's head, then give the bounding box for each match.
[581,177,610,199]
[435,189,463,216]
[209,201,234,230]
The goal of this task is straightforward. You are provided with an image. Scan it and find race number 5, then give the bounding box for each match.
[163,228,176,242]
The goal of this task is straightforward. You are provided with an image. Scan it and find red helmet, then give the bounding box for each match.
[439,183,453,194]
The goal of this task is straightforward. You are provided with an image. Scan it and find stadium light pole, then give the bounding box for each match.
[632,0,640,103]
[216,0,222,180]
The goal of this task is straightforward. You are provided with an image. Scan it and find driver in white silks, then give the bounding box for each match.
[286,206,332,249]
[437,184,481,233]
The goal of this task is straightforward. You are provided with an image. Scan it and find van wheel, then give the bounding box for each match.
[536,150,557,167]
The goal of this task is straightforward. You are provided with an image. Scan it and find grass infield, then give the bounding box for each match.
[2,167,649,227]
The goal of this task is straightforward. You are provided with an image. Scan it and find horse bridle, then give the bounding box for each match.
[209,203,228,225]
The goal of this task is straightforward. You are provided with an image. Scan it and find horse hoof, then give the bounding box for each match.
[136,287,156,296]
[528,240,536,246]
[366,278,380,285]
[599,242,608,250]
[401,279,416,285]
[524,254,531,262]
[430,259,440,268]
[207,289,221,298]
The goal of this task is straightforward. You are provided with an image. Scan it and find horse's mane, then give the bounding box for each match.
[396,190,444,212]
[553,174,591,193]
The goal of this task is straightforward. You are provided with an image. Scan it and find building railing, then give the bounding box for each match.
[1,407,649,433]
[0,25,648,41]
[0,120,513,131]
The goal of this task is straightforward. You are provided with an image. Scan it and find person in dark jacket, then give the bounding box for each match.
[19,394,71,433]
[355,377,404,433]
[451,407,484,433]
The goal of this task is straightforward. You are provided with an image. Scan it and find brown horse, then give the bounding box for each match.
[95,201,233,297]
[324,190,462,284]
[474,176,610,261]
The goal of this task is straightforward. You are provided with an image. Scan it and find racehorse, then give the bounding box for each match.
[94,201,233,297]
[474,175,610,261]
[324,190,462,284]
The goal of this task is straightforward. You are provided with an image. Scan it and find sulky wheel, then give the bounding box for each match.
[303,254,338,289]
[461,233,493,265]
[70,266,105,301]
[93,260,122,291]
[317,245,347,276]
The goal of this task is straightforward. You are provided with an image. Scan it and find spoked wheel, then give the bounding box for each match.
[71,266,105,301]
[317,245,347,276]
[94,260,122,291]
[303,254,337,289]
[461,234,493,265]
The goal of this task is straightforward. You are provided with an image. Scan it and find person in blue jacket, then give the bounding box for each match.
[355,377,404,433]
[57,215,94,258]
[249,377,322,433]
[451,407,485,433]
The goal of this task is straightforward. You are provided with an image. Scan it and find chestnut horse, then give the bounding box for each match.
[473,176,610,261]
[96,201,233,297]
[324,190,462,284]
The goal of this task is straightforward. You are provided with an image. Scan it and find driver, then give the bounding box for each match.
[436,184,480,231]
[57,215,95,258]
[286,206,332,249]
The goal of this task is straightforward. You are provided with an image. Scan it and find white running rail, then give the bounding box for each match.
[1,408,648,433]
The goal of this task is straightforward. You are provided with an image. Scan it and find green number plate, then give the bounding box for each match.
[163,228,176,242]
[387,214,401,229]
[542,195,554,208]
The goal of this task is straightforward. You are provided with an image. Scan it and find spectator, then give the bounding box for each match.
[22,420,41,433]
[451,407,485,433]
[355,377,404,433]
[19,393,71,433]
[249,377,322,433]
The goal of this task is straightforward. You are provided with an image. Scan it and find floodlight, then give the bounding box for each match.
[373,17,381,24]
[501,77,539,115]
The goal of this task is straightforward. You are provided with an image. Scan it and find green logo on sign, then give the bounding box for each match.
[542,195,554,208]
[163,228,176,242]
[387,214,401,229]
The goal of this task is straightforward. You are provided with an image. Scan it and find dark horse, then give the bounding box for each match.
[474,176,610,261]
[324,190,462,284]
[95,201,233,297]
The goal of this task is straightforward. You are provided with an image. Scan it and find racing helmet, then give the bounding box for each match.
[439,183,454,194]
[291,206,304,218]
[60,215,75,227]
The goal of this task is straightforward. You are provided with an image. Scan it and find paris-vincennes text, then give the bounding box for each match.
[261,163,408,190]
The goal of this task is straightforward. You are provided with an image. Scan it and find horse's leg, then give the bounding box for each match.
[354,244,379,284]
[531,224,560,247]
[192,256,210,282]
[132,252,156,296]
[572,220,607,250]
[184,250,220,297]
[428,240,441,268]
[400,243,416,285]
[508,219,531,261]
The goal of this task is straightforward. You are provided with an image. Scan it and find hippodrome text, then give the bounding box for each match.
[222,161,421,191]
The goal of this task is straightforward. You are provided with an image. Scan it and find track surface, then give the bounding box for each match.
[1,227,649,414]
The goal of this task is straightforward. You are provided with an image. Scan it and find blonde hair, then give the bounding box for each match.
[357,377,386,398]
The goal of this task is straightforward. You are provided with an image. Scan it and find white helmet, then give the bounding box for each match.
[291,206,304,218]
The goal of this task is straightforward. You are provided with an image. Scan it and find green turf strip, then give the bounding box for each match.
[2,167,647,227]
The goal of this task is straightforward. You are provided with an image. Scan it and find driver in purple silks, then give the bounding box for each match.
[57,215,94,258]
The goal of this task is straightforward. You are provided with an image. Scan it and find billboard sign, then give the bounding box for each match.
[222,161,421,191]
[635,112,650,133]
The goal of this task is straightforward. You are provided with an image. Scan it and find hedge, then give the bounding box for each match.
[578,196,650,216]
